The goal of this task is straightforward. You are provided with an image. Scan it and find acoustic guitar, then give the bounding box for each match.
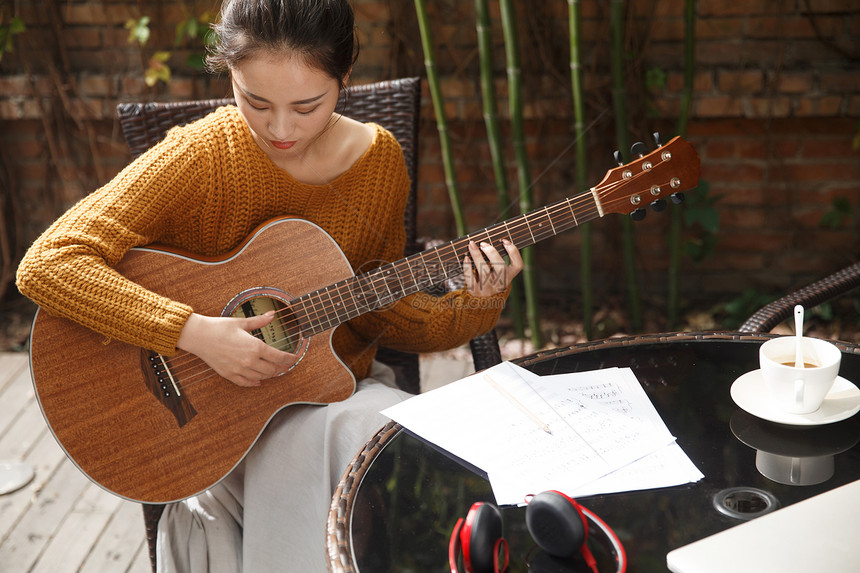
[29,136,700,503]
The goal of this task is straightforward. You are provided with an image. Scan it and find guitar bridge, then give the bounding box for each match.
[141,349,197,427]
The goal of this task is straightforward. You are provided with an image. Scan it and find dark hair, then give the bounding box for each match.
[207,0,359,88]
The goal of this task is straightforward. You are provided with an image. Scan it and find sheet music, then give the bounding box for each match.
[381,362,703,506]
[519,365,704,498]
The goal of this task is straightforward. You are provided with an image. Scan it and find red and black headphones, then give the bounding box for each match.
[448,490,627,573]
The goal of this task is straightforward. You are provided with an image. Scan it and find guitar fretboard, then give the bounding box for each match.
[292,191,602,336]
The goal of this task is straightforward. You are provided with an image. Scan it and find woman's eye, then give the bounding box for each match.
[297,106,319,116]
[246,99,268,111]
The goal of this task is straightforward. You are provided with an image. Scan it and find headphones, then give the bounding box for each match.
[448,490,626,573]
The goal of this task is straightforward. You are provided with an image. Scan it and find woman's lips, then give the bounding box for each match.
[271,140,296,150]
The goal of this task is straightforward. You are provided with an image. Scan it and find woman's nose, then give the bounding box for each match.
[268,113,291,139]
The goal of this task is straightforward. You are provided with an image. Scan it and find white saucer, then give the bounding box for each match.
[730,370,860,426]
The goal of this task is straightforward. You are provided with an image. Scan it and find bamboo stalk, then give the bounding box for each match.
[667,0,696,328]
[499,0,542,349]
[475,0,524,338]
[568,0,593,340]
[678,0,696,138]
[413,0,467,236]
[610,0,642,332]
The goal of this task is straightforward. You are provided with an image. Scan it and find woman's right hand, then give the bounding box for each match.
[177,311,297,387]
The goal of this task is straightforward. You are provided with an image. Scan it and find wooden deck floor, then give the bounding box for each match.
[0,351,472,572]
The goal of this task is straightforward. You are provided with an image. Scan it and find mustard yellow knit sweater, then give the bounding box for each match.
[17,106,507,381]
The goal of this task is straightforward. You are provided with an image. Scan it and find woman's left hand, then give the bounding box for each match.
[463,239,523,297]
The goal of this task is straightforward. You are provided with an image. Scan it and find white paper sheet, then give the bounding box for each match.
[517,365,703,496]
[381,362,703,505]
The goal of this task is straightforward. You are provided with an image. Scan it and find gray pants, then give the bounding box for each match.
[156,362,408,572]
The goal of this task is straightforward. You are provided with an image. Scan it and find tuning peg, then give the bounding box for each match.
[630,208,647,221]
[650,199,667,212]
[613,150,624,166]
[653,132,663,147]
[631,141,647,157]
[670,192,686,205]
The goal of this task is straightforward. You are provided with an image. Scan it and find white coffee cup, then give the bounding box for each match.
[755,452,834,486]
[759,336,841,414]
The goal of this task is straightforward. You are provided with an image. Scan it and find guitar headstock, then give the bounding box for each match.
[592,135,701,220]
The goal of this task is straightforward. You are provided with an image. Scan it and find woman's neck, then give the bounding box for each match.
[266,115,374,185]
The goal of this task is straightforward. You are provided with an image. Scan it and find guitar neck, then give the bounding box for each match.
[292,135,701,336]
[293,190,601,336]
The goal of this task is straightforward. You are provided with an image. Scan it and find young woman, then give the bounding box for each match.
[17,0,521,570]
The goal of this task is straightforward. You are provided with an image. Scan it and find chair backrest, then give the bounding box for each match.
[739,261,860,333]
[115,77,422,253]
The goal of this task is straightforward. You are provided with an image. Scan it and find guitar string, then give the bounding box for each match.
[269,163,670,337]
[154,165,677,390]
[158,184,611,385]
[156,145,680,387]
[262,164,675,345]
[160,116,686,386]
[262,126,653,336]
[157,151,680,387]
[152,194,600,387]
[157,163,676,388]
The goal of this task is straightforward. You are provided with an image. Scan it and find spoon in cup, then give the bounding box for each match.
[795,304,804,368]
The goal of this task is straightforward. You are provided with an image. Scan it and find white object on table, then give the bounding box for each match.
[794,304,804,368]
[667,479,860,573]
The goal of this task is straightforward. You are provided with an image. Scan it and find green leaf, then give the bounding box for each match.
[174,20,188,46]
[0,16,26,60]
[854,121,860,152]
[833,196,851,212]
[10,16,25,34]
[699,210,720,234]
[646,66,667,91]
[202,28,218,49]
[716,287,776,328]
[683,186,721,234]
[819,196,852,229]
[185,52,205,70]
[125,16,151,46]
[820,211,844,229]
[144,51,171,86]
[145,66,171,87]
[175,16,200,46]
[683,232,718,262]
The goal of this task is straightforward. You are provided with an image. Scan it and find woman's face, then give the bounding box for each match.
[230,53,341,163]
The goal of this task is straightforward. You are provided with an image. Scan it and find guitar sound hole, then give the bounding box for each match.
[230,295,301,354]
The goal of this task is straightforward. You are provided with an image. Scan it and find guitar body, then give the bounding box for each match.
[30,217,357,503]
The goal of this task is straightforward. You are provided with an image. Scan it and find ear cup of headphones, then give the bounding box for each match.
[462,502,504,573]
[525,491,588,559]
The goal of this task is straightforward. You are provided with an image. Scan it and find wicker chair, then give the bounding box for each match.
[739,262,860,333]
[116,77,503,571]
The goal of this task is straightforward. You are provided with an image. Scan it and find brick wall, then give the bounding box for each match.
[1,0,858,314]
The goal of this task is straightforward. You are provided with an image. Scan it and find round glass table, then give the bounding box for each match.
[327,332,860,572]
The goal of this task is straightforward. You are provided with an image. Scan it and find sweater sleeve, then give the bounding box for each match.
[16,123,215,355]
[347,286,509,354]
